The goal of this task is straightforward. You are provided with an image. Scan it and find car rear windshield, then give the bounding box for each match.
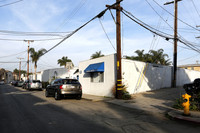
[62,79,80,84]
[32,80,41,83]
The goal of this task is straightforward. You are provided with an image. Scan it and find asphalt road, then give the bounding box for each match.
[0,84,200,133]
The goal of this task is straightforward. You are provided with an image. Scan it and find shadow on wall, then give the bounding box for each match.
[176,68,200,86]
[136,63,192,92]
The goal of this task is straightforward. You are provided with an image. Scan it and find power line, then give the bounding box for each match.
[0,50,26,58]
[191,0,200,20]
[0,30,71,37]
[0,61,26,63]
[42,1,122,57]
[151,0,200,32]
[122,8,200,54]
[98,18,116,51]
[0,0,23,7]
[55,0,88,31]
[0,37,64,41]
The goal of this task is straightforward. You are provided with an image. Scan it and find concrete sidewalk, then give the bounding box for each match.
[82,87,200,124]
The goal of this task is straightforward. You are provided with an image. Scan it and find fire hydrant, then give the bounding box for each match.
[182,93,191,116]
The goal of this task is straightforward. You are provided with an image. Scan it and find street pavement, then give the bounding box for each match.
[83,87,200,125]
[1,84,200,133]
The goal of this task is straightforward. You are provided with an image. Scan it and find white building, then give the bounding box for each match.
[79,54,200,97]
[79,54,116,97]
[22,67,79,83]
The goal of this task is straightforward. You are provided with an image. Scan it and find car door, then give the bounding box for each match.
[47,80,56,95]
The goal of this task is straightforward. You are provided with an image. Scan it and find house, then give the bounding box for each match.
[0,68,13,83]
[178,64,200,71]
[79,54,200,97]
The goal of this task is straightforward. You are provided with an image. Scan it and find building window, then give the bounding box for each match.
[91,72,104,83]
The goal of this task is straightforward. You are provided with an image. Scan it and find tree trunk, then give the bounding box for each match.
[34,63,37,80]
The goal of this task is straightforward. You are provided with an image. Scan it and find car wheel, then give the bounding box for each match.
[45,90,50,97]
[55,91,61,100]
[76,94,82,100]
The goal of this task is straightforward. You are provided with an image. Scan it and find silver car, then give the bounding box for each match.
[26,80,42,91]
[45,78,82,100]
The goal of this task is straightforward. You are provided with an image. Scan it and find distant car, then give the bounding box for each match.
[0,80,5,85]
[22,80,29,89]
[11,80,19,86]
[17,81,24,87]
[26,80,42,91]
[45,78,82,100]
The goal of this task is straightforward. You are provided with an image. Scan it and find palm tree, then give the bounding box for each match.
[29,48,47,80]
[57,56,73,68]
[125,49,171,65]
[90,51,104,59]
[149,49,171,65]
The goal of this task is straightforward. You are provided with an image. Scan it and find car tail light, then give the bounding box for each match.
[80,85,82,90]
[59,85,63,89]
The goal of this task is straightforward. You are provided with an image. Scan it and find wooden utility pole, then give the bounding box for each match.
[116,0,123,99]
[164,0,181,87]
[24,40,34,80]
[106,0,123,98]
[17,57,24,81]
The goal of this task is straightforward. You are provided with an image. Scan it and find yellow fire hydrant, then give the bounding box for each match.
[182,93,191,116]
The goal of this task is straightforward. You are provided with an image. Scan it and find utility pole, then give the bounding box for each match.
[17,57,24,81]
[24,40,34,80]
[106,0,123,98]
[164,0,182,87]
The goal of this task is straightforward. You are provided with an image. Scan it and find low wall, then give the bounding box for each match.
[123,59,200,94]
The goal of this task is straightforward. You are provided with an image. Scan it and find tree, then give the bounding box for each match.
[57,56,73,68]
[29,48,47,80]
[125,49,171,66]
[90,51,104,59]
[13,69,27,76]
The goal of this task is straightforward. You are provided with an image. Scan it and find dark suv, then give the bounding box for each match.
[45,78,82,100]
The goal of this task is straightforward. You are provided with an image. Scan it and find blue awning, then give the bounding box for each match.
[84,62,104,73]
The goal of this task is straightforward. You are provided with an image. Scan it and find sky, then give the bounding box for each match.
[0,0,200,72]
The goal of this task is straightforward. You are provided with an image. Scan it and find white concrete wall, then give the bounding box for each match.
[79,54,116,97]
[177,68,200,86]
[78,54,200,97]
[122,59,200,94]
[122,59,172,94]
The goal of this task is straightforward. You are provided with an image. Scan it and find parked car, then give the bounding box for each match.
[0,80,5,85]
[22,80,29,89]
[183,78,200,96]
[26,80,42,91]
[11,80,19,86]
[17,81,24,87]
[45,78,82,100]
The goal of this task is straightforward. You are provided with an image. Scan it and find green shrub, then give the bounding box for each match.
[173,98,184,110]
[173,94,200,111]
[111,84,132,100]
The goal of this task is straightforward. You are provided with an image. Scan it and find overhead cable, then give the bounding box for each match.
[0,50,26,58]
[0,0,23,7]
[42,0,123,57]
[0,37,64,42]
[122,8,200,54]
[98,18,116,51]
[152,0,200,32]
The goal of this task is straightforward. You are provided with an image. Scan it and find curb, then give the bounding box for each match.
[167,110,200,125]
